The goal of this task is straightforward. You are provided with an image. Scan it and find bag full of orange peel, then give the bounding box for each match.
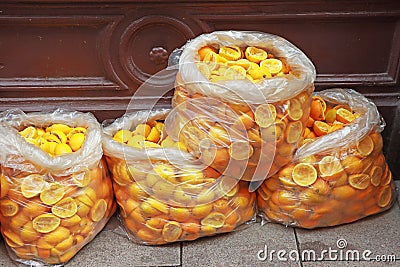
[165,30,316,186]
[102,109,256,245]
[257,89,396,229]
[0,109,115,266]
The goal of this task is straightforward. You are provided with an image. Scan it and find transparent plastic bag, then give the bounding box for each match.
[102,109,256,245]
[166,30,316,184]
[0,109,116,266]
[257,89,396,228]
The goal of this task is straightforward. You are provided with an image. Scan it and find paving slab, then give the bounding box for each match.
[0,215,181,267]
[296,203,400,262]
[66,215,181,267]
[182,222,300,267]
[0,235,10,267]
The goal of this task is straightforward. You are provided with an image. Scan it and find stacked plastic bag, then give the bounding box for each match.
[166,30,316,183]
[0,31,396,264]
[257,89,396,228]
[0,109,115,266]
[102,109,256,245]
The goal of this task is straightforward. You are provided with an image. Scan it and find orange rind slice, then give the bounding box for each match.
[377,186,392,208]
[40,141,58,155]
[68,132,85,152]
[202,51,219,71]
[381,167,393,186]
[226,59,251,71]
[44,226,70,245]
[201,212,226,228]
[52,197,78,219]
[356,136,374,157]
[32,214,61,233]
[0,199,19,217]
[218,176,239,197]
[224,65,247,80]
[286,121,303,144]
[153,163,175,182]
[41,133,61,144]
[370,133,383,153]
[91,199,108,222]
[245,46,268,63]
[348,173,371,190]
[113,129,132,143]
[46,124,72,135]
[233,111,255,131]
[260,58,283,75]
[310,97,326,121]
[292,163,318,187]
[313,121,330,136]
[341,155,364,174]
[20,221,40,242]
[61,214,82,227]
[370,166,383,186]
[169,207,191,222]
[21,174,47,199]
[162,221,183,242]
[247,64,271,80]
[318,156,344,181]
[306,116,315,128]
[336,108,356,124]
[54,143,73,156]
[134,124,151,138]
[219,45,242,61]
[198,46,216,61]
[254,104,277,128]
[146,127,161,143]
[192,204,213,219]
[287,98,303,121]
[51,130,67,144]
[67,126,86,138]
[40,183,65,205]
[261,123,284,144]
[228,140,254,160]
[19,126,38,139]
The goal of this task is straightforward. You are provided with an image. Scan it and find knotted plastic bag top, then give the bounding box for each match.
[0,108,103,176]
[177,30,316,104]
[294,88,384,161]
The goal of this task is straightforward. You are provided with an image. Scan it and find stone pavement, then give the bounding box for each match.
[1,182,399,267]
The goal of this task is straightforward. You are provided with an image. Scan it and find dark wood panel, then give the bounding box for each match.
[0,0,399,178]
[0,15,122,93]
[1,21,103,77]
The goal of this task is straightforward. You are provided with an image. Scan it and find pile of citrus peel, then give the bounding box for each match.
[113,121,187,151]
[257,96,393,228]
[110,121,255,244]
[18,124,86,156]
[196,45,290,83]
[302,96,360,144]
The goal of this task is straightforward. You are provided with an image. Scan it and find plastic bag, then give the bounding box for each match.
[0,109,116,266]
[102,109,256,245]
[257,89,396,228]
[165,30,316,185]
